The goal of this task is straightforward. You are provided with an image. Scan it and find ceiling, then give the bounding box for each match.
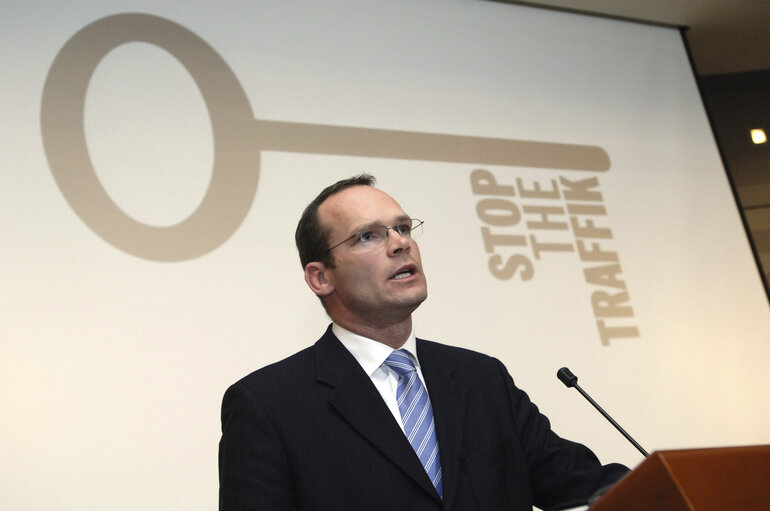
[496,0,770,76]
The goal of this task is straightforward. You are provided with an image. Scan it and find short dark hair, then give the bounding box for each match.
[295,174,376,269]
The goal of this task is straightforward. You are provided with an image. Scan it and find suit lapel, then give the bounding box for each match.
[314,328,442,502]
[417,339,468,511]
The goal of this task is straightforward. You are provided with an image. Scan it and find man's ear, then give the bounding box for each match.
[304,262,335,297]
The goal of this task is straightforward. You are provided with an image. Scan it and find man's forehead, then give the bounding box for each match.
[320,186,406,227]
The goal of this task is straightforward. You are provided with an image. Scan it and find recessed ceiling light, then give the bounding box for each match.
[750,129,767,144]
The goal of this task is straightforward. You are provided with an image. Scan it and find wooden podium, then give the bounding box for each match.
[590,445,770,511]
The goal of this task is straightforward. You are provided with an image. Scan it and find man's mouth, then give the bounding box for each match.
[390,267,415,280]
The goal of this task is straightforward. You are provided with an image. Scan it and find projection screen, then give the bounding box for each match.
[2,0,769,509]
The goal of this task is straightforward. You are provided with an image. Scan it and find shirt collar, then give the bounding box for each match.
[332,323,419,377]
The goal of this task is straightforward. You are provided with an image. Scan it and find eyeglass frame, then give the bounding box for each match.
[325,218,424,254]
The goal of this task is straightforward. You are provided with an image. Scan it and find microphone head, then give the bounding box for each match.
[557,367,578,388]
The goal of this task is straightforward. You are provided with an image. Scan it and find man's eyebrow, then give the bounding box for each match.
[351,215,411,233]
[349,221,381,234]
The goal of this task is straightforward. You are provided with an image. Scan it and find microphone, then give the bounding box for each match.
[557,367,649,457]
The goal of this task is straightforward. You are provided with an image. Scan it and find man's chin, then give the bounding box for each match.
[397,289,428,311]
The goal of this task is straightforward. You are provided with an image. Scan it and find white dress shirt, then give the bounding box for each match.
[332,323,430,433]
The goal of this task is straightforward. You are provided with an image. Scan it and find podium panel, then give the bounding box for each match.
[590,445,770,511]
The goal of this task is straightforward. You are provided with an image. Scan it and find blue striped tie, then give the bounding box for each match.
[383,349,443,498]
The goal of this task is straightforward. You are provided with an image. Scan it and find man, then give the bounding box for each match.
[219,174,627,510]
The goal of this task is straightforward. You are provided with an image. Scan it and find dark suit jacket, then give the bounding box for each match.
[219,326,627,510]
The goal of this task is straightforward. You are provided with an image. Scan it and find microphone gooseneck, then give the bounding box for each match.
[557,366,649,457]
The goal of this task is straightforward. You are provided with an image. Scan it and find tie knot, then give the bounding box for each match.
[383,349,417,377]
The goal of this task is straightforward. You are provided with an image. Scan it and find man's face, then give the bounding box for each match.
[315,185,428,328]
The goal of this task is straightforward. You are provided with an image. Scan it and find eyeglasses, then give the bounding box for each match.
[327,219,424,253]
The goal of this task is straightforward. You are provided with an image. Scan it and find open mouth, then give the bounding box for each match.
[390,266,415,280]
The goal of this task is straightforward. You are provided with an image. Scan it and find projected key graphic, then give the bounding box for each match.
[41,13,610,261]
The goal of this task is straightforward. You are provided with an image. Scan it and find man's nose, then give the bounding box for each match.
[388,229,411,254]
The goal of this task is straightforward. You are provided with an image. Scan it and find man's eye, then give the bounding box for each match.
[359,229,381,242]
[396,224,411,235]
